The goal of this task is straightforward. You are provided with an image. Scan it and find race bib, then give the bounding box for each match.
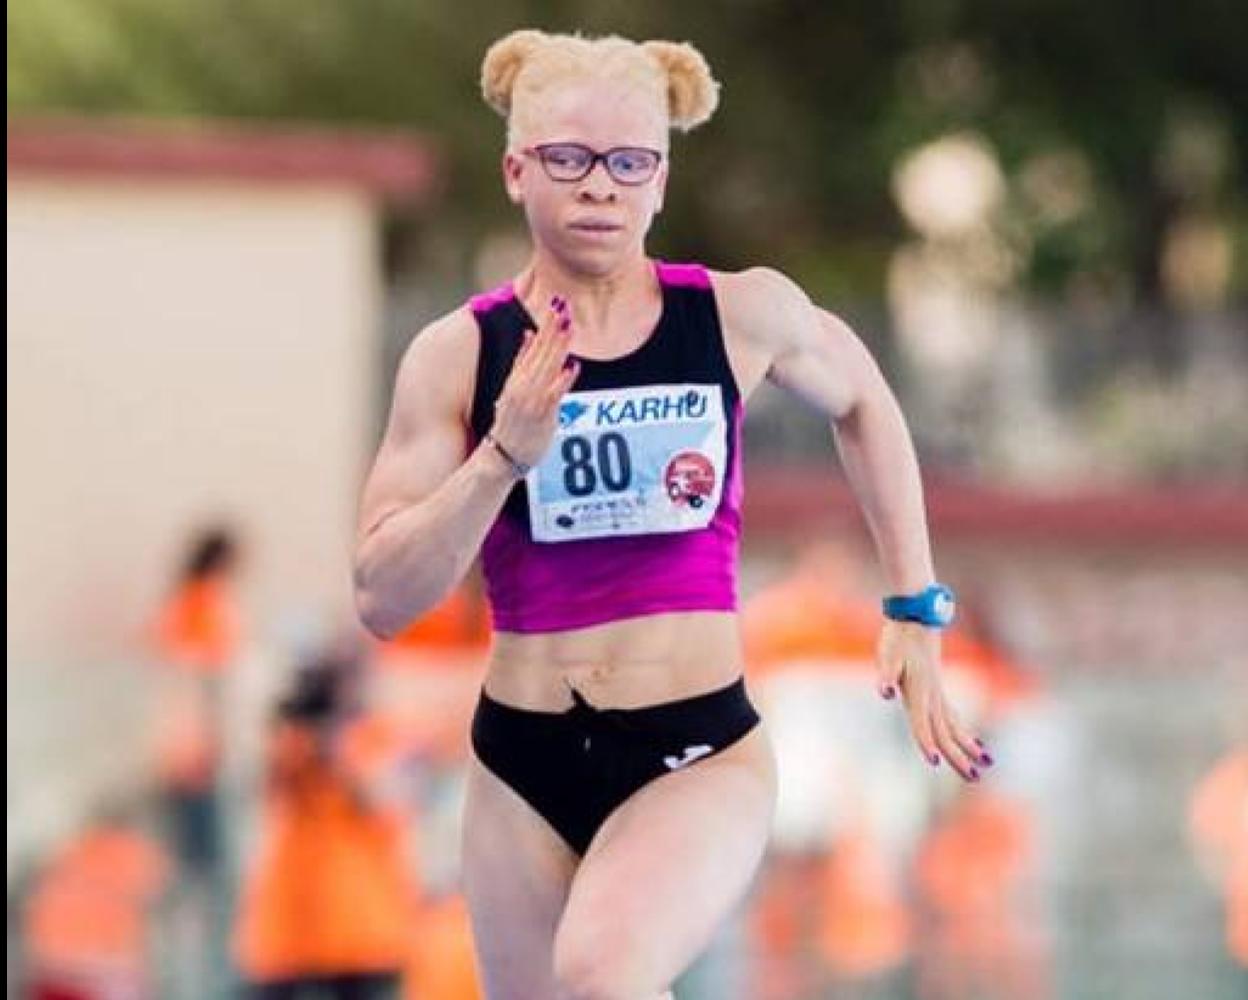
[525,383,728,543]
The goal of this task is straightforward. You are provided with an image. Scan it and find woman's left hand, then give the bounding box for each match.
[875,620,992,782]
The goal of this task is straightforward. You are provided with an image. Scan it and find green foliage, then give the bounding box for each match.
[9,0,1247,303]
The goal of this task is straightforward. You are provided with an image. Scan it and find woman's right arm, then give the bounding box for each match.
[353,299,577,639]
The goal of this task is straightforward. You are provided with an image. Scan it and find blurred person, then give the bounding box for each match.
[814,818,912,998]
[145,526,246,996]
[354,29,993,1000]
[149,525,244,874]
[233,650,416,1000]
[1188,744,1248,969]
[912,783,1050,1000]
[21,823,171,1000]
[742,539,882,673]
[742,543,1016,871]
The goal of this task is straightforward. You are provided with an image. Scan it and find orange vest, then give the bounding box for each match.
[151,576,241,675]
[24,827,170,979]
[234,720,416,980]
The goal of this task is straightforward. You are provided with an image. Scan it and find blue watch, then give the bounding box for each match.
[882,583,957,628]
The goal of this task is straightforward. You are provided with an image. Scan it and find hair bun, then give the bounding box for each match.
[481,29,549,117]
[642,41,720,131]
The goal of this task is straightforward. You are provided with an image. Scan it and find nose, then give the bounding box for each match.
[576,159,618,202]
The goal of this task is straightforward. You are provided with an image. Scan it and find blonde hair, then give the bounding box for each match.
[481,30,719,148]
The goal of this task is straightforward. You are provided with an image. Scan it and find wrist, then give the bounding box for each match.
[483,432,530,479]
[882,582,956,629]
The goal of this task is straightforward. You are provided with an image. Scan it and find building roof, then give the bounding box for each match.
[7,116,441,202]
[747,466,1248,547]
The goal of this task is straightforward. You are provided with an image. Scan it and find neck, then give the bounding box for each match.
[515,251,659,343]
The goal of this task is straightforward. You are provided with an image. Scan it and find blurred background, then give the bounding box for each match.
[7,2,1247,998]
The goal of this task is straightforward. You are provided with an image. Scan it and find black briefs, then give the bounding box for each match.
[470,676,761,855]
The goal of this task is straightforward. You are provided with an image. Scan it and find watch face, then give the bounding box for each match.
[932,589,956,625]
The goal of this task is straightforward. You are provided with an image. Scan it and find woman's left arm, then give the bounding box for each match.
[719,267,991,781]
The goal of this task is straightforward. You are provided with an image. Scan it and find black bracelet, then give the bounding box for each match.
[485,433,530,478]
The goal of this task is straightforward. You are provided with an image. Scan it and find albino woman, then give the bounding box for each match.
[354,29,991,1000]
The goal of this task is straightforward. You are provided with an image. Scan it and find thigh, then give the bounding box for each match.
[461,754,579,1000]
[554,723,777,995]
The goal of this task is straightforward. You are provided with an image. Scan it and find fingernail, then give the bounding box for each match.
[558,316,571,332]
[979,752,995,767]
[929,754,941,767]
[969,767,980,781]
[882,686,896,700]
[974,738,985,748]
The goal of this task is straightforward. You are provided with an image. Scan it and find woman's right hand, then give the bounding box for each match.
[488,295,581,470]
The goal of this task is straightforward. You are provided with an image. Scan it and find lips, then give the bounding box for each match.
[569,220,622,233]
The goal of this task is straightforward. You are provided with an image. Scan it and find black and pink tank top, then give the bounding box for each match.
[468,261,744,633]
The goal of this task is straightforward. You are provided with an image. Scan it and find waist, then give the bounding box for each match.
[485,610,743,711]
[483,514,740,634]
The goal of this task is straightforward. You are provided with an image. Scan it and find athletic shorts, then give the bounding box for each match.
[470,676,761,855]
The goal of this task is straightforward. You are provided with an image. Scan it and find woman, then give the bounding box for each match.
[354,29,992,1000]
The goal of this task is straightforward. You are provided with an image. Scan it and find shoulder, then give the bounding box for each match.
[709,266,877,418]
[396,304,478,376]
[707,266,817,355]
[390,304,480,428]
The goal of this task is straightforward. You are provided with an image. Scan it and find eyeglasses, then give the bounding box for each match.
[522,143,663,186]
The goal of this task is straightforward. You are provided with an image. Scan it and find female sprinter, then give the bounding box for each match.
[354,29,992,1000]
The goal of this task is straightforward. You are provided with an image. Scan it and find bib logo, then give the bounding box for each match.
[595,389,708,427]
[559,400,589,429]
[664,452,716,510]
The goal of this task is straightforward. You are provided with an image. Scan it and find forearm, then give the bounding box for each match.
[832,386,935,594]
[354,442,515,638]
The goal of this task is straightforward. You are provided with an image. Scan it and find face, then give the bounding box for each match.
[503,78,669,275]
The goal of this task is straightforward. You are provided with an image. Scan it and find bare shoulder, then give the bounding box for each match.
[703,267,813,397]
[356,305,480,539]
[709,266,815,356]
[709,266,876,419]
[388,304,481,436]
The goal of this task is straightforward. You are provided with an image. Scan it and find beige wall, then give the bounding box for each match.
[7,175,381,864]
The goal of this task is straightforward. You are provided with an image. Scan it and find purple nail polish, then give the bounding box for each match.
[550,295,561,309]
[979,752,995,767]
[882,686,896,700]
[969,767,980,781]
[558,316,571,332]
[974,737,985,748]
[929,754,941,767]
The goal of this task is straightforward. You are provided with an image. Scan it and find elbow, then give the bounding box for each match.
[352,561,403,641]
[356,593,401,642]
[353,560,444,641]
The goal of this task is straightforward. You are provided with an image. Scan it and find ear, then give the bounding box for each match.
[502,150,525,205]
[653,160,669,215]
